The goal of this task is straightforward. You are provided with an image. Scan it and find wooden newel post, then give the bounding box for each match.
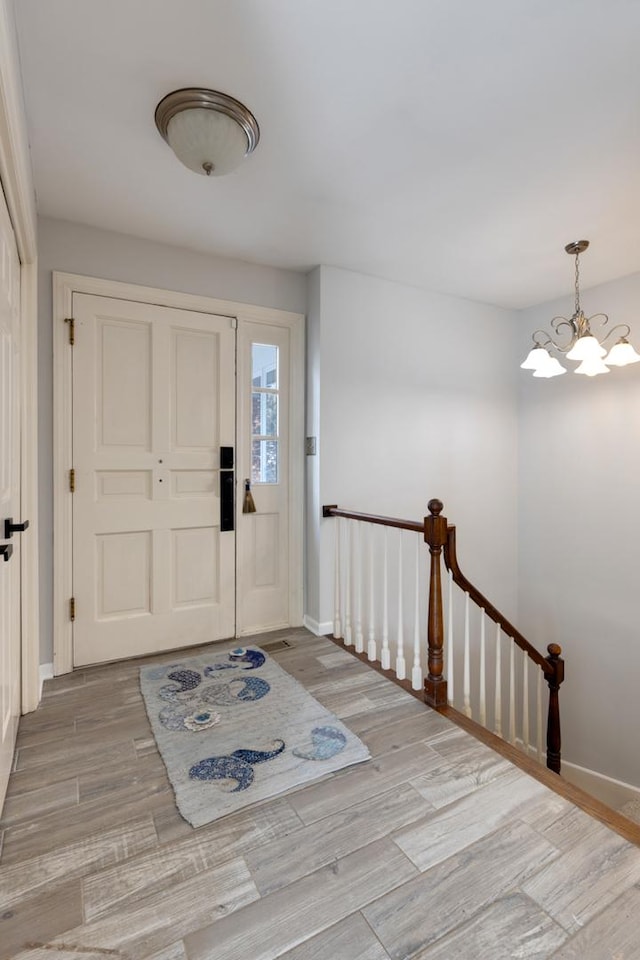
[545,643,564,774]
[423,498,448,708]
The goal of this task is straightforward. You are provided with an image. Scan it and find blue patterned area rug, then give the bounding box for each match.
[140,644,371,827]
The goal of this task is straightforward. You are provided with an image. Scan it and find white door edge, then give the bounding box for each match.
[0,0,39,715]
[53,272,304,676]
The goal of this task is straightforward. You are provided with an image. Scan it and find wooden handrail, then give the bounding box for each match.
[443,522,553,676]
[322,504,423,533]
[323,497,565,773]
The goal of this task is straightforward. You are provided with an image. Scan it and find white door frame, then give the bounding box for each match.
[53,272,304,675]
[0,0,40,713]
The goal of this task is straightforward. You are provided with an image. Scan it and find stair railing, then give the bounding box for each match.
[322,498,564,773]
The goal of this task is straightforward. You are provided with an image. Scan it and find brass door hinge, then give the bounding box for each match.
[64,317,75,345]
[69,468,75,493]
[70,597,76,621]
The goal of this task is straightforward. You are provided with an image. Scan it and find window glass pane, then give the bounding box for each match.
[252,391,278,437]
[252,343,278,389]
[252,439,279,484]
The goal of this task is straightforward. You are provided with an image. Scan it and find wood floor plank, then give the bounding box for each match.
[0,816,157,907]
[521,827,640,934]
[550,884,640,958]
[394,766,550,872]
[82,797,301,921]
[526,798,613,850]
[12,856,258,960]
[346,698,430,736]
[15,716,150,770]
[246,782,433,895]
[184,838,418,960]
[315,651,355,668]
[408,746,512,811]
[349,711,459,759]
[14,734,137,775]
[288,742,441,825]
[278,912,391,960]
[142,943,188,960]
[0,776,78,827]
[0,880,84,960]
[0,786,168,863]
[15,720,76,749]
[414,892,567,959]
[76,749,168,804]
[362,821,560,960]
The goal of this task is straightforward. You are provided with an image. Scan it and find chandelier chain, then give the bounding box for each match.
[574,253,581,315]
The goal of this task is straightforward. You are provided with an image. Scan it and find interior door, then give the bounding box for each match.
[0,183,21,809]
[72,294,236,666]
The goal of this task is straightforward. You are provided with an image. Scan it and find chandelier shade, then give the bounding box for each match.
[155,88,260,177]
[521,240,639,379]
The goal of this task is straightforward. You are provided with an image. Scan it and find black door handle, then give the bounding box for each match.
[0,544,13,562]
[220,446,234,532]
[4,518,29,539]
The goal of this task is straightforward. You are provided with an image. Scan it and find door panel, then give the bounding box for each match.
[237,322,292,634]
[0,183,21,810]
[72,295,235,666]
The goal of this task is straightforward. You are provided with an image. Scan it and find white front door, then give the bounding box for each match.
[72,294,236,666]
[0,184,21,807]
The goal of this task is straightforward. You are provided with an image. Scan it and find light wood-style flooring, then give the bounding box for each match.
[1,629,640,959]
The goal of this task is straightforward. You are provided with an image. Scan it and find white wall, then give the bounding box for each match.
[37,216,307,663]
[518,271,640,788]
[309,265,520,629]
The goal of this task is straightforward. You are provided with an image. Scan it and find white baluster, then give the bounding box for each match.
[494,623,502,737]
[463,592,471,718]
[333,517,342,639]
[344,522,352,646]
[354,522,364,653]
[479,610,486,727]
[537,669,543,763]
[509,641,516,745]
[522,650,529,755]
[447,567,454,705]
[367,523,376,661]
[395,532,406,679]
[381,527,390,669]
[411,535,422,690]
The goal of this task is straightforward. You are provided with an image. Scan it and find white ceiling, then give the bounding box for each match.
[13,0,640,308]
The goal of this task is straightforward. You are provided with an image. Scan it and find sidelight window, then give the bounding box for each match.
[251,343,279,483]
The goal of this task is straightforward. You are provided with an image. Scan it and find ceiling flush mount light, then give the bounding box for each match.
[521,240,640,378]
[155,88,260,177]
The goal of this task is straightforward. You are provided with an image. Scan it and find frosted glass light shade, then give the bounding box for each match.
[566,334,607,361]
[155,89,260,177]
[532,355,567,377]
[604,339,640,366]
[521,346,551,370]
[166,108,249,176]
[574,356,610,376]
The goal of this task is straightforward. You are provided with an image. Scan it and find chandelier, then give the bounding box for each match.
[521,241,640,378]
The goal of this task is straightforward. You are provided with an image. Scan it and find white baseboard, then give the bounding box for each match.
[561,760,640,810]
[39,662,54,699]
[303,615,333,637]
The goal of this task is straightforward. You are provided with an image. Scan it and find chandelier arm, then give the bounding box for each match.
[599,323,631,346]
[585,312,609,330]
[548,317,578,351]
[531,329,560,351]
